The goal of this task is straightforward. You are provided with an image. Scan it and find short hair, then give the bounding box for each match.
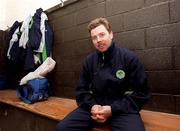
[87,17,112,33]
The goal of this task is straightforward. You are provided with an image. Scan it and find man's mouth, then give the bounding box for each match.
[98,44,104,49]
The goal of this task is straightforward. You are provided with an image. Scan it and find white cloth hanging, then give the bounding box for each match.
[7,27,20,59]
[20,57,56,85]
[19,15,32,49]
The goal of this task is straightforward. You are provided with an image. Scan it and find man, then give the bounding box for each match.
[55,17,151,131]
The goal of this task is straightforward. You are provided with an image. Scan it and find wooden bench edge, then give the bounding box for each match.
[0,89,77,121]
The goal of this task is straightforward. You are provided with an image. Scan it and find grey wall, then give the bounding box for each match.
[0,30,6,72]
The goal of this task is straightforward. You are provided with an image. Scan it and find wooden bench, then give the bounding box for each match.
[0,89,180,131]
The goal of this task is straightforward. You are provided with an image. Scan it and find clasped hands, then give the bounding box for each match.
[91,104,112,123]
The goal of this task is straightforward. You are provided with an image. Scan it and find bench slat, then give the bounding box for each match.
[0,89,109,131]
[141,110,180,131]
[0,89,77,121]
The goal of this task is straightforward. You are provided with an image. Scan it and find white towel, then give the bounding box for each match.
[20,57,56,85]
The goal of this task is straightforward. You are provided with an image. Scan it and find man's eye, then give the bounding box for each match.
[99,33,105,38]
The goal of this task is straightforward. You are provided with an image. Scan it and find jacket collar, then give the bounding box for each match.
[97,41,117,63]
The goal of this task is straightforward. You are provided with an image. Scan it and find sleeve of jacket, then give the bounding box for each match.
[110,50,151,114]
[75,57,97,111]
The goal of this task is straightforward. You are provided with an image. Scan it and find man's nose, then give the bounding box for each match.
[97,36,102,42]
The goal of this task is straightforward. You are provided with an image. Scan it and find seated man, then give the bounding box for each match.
[55,17,151,131]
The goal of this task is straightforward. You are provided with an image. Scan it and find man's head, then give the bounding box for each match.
[88,17,113,53]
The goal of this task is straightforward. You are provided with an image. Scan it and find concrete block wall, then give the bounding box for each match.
[0,30,6,72]
[47,0,180,114]
[0,30,3,63]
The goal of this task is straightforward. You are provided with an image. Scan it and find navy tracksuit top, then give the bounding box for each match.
[75,41,151,115]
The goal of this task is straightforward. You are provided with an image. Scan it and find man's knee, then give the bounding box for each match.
[54,121,70,131]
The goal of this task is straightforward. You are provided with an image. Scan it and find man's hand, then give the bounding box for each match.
[91,105,112,123]
[91,105,105,123]
[100,105,112,119]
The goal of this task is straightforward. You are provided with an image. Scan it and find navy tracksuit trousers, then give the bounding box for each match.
[55,107,145,131]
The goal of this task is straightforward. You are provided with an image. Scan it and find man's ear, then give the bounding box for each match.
[110,31,113,39]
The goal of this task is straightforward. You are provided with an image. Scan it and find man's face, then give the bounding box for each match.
[90,24,113,53]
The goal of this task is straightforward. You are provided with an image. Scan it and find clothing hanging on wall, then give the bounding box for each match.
[0,8,53,90]
[6,8,53,71]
